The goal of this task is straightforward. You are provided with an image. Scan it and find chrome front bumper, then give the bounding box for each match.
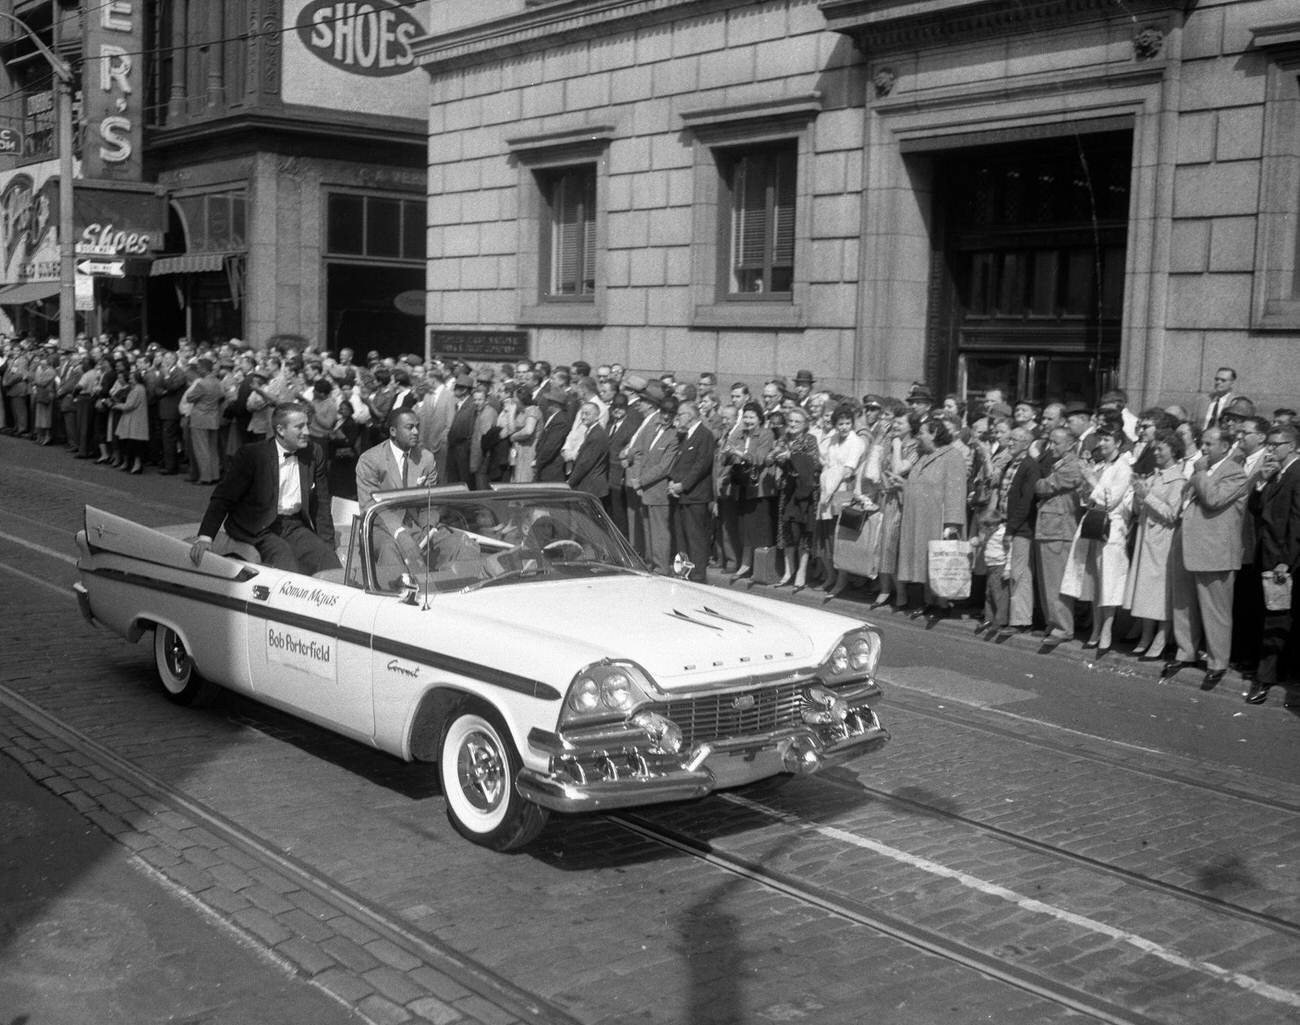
[517,705,890,814]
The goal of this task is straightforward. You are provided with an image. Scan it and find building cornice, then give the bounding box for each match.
[411,0,738,72]
[818,0,1196,53]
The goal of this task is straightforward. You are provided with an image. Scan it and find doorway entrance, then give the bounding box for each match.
[930,130,1132,409]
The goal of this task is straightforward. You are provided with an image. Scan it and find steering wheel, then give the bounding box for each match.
[542,538,585,559]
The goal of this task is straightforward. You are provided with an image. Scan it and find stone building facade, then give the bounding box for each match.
[415,0,1300,414]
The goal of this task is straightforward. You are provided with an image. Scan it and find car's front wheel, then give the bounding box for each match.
[153,626,218,707]
[439,702,548,851]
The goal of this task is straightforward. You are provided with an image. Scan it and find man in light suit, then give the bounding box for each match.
[1244,424,1300,705]
[190,403,339,575]
[355,408,437,510]
[668,400,715,582]
[1165,425,1251,687]
[414,365,455,484]
[633,395,680,574]
[620,378,666,558]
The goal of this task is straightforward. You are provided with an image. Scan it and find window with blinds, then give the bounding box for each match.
[541,166,597,299]
[724,145,796,297]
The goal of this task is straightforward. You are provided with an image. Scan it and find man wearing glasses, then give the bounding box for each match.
[1242,426,1300,706]
[1194,367,1238,430]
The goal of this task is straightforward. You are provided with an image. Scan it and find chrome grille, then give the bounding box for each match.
[659,683,805,747]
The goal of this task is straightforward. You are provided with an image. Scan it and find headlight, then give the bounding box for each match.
[560,661,656,727]
[821,629,881,681]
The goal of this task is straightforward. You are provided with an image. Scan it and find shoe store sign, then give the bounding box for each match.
[283,1,430,120]
[83,1,143,181]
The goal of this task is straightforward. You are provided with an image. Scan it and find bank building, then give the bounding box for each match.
[415,0,1300,413]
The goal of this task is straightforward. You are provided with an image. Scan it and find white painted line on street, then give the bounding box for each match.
[986,707,1167,756]
[723,792,1300,1010]
[0,528,78,566]
[0,561,71,597]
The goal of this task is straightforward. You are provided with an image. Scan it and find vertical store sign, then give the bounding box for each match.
[83,1,144,181]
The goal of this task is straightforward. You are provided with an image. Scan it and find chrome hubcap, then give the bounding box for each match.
[165,633,189,679]
[456,732,505,812]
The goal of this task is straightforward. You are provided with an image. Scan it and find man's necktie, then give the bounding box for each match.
[401,451,410,487]
[1207,397,1221,428]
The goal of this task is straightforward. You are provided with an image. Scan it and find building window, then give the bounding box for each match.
[720,145,796,298]
[175,190,248,251]
[540,165,596,300]
[680,94,819,330]
[326,192,424,261]
[507,124,613,327]
[1252,26,1300,329]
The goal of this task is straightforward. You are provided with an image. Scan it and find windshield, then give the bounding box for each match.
[361,489,645,595]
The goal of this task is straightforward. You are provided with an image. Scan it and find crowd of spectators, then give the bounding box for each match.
[1,332,1296,707]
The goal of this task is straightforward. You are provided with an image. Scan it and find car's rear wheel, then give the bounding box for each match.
[153,626,218,707]
[439,702,548,851]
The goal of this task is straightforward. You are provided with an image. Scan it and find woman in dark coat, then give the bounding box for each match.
[721,401,775,582]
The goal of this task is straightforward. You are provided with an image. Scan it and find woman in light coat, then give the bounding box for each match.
[111,370,150,474]
[896,414,968,616]
[1061,424,1133,652]
[817,404,866,596]
[1122,430,1187,659]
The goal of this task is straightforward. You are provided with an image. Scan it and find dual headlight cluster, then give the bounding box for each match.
[823,629,881,681]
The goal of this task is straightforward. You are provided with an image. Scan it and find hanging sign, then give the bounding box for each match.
[83,1,144,180]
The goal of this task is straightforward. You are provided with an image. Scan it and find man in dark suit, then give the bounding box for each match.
[189,402,339,575]
[668,400,715,582]
[1244,424,1300,704]
[444,372,476,485]
[605,392,640,536]
[567,401,610,500]
[533,384,572,483]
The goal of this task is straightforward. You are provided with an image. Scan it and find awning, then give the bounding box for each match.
[150,253,230,276]
[0,281,60,305]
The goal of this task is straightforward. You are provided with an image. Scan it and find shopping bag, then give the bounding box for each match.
[1262,571,1292,612]
[834,509,880,578]
[751,546,781,585]
[927,539,971,600]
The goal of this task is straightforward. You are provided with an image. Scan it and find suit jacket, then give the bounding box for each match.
[637,422,681,507]
[1033,450,1084,542]
[199,439,334,546]
[669,422,716,504]
[184,375,225,430]
[606,412,641,489]
[1182,454,1249,572]
[355,441,437,509]
[1192,391,1236,430]
[568,422,610,498]
[534,409,572,483]
[415,385,455,460]
[1252,459,1300,573]
[1004,456,1041,538]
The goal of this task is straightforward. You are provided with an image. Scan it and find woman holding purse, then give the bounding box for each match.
[771,406,821,591]
[897,414,969,618]
[722,402,775,582]
[1060,423,1134,654]
[817,404,866,597]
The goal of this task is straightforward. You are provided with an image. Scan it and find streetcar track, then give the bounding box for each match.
[608,811,1168,1025]
[882,690,1300,815]
[803,769,1300,940]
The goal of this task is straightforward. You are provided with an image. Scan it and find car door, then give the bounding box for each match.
[245,571,375,740]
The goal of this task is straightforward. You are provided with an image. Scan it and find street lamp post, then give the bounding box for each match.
[1,12,76,352]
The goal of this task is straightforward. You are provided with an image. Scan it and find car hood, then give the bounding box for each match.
[446,574,849,687]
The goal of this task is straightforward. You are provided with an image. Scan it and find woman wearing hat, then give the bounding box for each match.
[1060,423,1134,654]
[721,401,775,582]
[897,413,968,618]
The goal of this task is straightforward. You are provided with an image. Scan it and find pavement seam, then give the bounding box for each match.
[0,683,574,1025]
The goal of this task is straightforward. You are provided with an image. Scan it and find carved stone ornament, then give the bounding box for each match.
[872,67,897,98]
[1133,26,1164,60]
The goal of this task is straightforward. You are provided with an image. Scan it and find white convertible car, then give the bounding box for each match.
[74,485,889,850]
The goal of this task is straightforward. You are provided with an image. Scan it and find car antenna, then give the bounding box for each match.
[421,477,433,610]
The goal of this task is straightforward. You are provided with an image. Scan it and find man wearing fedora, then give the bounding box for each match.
[533,383,573,483]
[794,370,815,412]
[620,377,666,558]
[905,383,934,416]
[633,394,681,574]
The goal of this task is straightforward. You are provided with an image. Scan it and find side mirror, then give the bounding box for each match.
[398,573,420,605]
[671,552,694,579]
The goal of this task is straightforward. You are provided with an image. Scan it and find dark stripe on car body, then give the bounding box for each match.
[80,566,561,701]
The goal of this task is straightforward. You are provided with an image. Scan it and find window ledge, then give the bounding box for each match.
[691,303,806,330]
[519,302,603,327]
